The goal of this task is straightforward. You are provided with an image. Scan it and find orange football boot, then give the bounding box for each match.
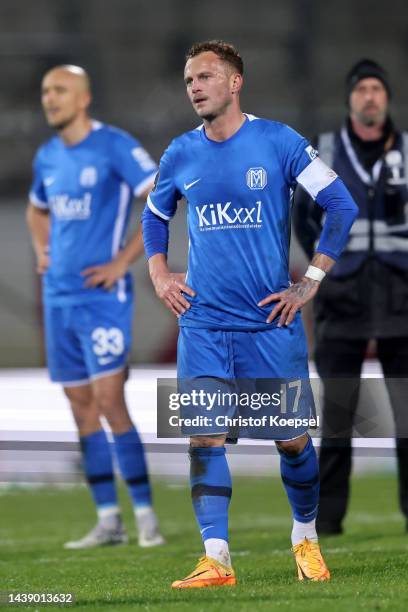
[171,556,237,589]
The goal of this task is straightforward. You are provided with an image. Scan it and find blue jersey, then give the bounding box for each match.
[147,114,339,330]
[30,121,157,305]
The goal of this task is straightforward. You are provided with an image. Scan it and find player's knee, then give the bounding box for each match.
[94,391,119,416]
[103,411,133,433]
[190,435,226,448]
[67,399,99,432]
[276,433,309,456]
[64,388,93,416]
[94,393,131,429]
[93,392,111,415]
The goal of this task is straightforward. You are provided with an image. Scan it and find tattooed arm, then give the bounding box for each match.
[258,253,335,327]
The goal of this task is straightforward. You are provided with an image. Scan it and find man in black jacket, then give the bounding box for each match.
[294,59,408,535]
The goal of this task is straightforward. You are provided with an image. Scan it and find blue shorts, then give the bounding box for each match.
[44,298,132,386]
[177,317,315,440]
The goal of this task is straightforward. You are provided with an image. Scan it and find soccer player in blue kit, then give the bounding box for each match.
[27,65,164,549]
[142,41,358,586]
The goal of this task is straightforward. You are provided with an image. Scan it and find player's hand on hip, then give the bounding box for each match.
[258,277,320,326]
[153,271,195,317]
[81,260,128,290]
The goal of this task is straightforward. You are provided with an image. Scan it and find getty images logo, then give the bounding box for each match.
[195,201,263,231]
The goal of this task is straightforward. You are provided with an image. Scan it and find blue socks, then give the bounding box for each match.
[187,440,317,554]
[80,429,118,513]
[279,436,319,523]
[189,447,232,543]
[188,441,317,555]
[81,425,152,520]
[113,426,152,508]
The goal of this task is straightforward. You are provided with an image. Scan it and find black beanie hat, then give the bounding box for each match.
[345,59,391,100]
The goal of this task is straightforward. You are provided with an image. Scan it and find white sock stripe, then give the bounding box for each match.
[204,538,232,568]
[134,505,154,518]
[291,518,318,546]
[97,505,120,519]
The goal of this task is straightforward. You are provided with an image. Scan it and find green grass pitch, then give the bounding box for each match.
[1,474,408,611]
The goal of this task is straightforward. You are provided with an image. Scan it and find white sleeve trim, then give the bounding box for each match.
[147,194,172,220]
[296,158,338,199]
[134,172,157,197]
[29,191,48,209]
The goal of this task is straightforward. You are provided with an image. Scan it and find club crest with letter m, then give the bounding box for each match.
[246,167,267,190]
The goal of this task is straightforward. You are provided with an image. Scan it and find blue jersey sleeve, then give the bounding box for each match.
[294,144,358,260]
[141,206,169,259]
[278,124,314,185]
[146,141,181,220]
[313,178,358,260]
[111,130,157,197]
[29,152,48,209]
[277,122,358,260]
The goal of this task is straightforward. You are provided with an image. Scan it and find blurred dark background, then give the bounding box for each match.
[1,0,407,365]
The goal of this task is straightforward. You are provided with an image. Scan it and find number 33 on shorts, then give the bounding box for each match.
[91,327,127,369]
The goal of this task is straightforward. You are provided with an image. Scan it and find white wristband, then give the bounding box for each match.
[304,265,326,282]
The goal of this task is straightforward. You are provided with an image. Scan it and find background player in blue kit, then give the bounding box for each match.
[27,65,164,549]
[142,41,358,587]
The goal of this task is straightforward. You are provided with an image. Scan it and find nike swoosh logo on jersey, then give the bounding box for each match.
[184,178,201,190]
[44,176,55,186]
[200,526,214,534]
[98,356,116,366]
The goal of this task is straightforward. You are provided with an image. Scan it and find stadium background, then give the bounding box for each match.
[2,0,408,367]
[1,2,408,608]
[0,0,408,480]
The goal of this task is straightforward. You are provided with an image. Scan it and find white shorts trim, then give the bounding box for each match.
[275,430,309,443]
[60,377,91,388]
[187,431,229,437]
[90,365,127,382]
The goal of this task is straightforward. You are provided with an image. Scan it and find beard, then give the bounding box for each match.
[356,107,386,127]
[47,111,77,132]
[200,111,217,122]
[196,99,230,123]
